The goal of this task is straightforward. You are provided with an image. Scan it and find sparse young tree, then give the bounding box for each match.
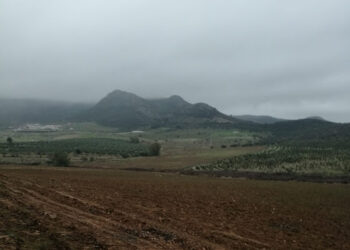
[6,137,13,144]
[129,136,140,144]
[75,148,82,155]
[50,152,70,167]
[149,142,161,156]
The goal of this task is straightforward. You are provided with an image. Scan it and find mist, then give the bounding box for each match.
[1,0,350,122]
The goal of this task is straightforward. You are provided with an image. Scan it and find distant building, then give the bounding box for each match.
[131,130,144,134]
[14,124,61,132]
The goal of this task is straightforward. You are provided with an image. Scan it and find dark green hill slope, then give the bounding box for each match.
[80,90,243,129]
[264,118,350,147]
[233,115,286,124]
[1,91,349,149]
[0,98,92,126]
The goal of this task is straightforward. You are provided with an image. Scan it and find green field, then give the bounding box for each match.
[0,122,263,167]
[1,122,350,182]
[0,123,264,145]
[0,123,123,142]
[142,127,264,146]
[0,138,150,156]
[188,146,350,180]
[0,123,349,248]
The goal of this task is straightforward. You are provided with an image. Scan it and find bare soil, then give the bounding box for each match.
[0,167,349,249]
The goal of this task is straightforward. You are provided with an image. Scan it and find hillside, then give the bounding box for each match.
[1,91,349,147]
[0,98,92,126]
[264,118,350,147]
[80,90,243,129]
[233,115,286,124]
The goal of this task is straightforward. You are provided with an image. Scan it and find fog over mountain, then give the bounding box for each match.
[1,0,350,122]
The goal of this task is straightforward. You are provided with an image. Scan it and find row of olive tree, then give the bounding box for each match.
[4,137,161,167]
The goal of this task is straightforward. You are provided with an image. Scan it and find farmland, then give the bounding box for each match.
[0,138,150,157]
[2,1,350,248]
[0,123,349,249]
[187,146,350,182]
[0,123,264,167]
[0,167,349,249]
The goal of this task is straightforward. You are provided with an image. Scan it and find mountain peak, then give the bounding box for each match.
[101,90,145,106]
[169,95,185,101]
[167,95,189,105]
[83,90,238,128]
[107,89,139,98]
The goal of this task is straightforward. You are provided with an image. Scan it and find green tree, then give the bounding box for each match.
[129,136,140,144]
[149,142,161,156]
[75,148,82,155]
[50,152,70,167]
[6,137,13,144]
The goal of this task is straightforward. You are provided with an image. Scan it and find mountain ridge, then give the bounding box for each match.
[0,98,93,126]
[233,115,287,124]
[79,89,241,129]
[0,90,345,131]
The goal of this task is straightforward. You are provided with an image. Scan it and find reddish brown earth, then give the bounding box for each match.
[0,167,349,249]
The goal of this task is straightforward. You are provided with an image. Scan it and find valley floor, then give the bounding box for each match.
[0,166,349,249]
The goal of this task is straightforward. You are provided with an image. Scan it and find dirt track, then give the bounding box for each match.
[0,168,349,249]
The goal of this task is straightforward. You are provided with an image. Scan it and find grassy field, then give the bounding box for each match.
[0,123,264,144]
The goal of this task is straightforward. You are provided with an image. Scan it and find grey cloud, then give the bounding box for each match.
[1,0,350,122]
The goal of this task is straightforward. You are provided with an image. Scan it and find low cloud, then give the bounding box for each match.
[1,0,349,122]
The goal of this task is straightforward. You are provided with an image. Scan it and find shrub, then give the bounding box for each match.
[50,152,70,167]
[75,149,82,155]
[6,137,13,144]
[129,136,140,144]
[149,143,161,156]
[121,153,129,158]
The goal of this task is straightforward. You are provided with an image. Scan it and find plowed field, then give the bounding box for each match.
[0,167,349,249]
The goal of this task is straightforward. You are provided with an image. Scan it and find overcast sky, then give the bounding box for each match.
[1,1,350,122]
